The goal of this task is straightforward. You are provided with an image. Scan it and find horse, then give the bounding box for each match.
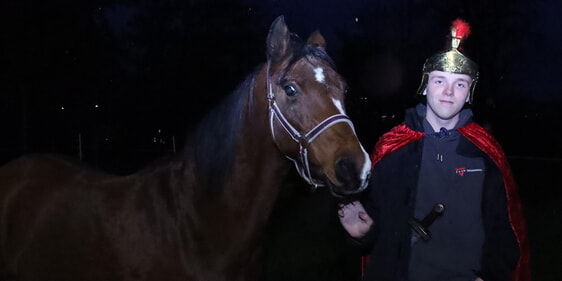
[0,16,371,281]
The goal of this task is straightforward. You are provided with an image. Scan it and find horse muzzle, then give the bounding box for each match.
[324,156,371,198]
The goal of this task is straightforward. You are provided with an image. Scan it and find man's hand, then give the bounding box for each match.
[338,201,373,238]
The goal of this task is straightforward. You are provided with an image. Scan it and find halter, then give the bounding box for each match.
[266,61,356,188]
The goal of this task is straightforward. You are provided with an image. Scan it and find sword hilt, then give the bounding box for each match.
[409,203,445,242]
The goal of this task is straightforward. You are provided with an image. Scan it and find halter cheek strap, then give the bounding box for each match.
[265,61,356,188]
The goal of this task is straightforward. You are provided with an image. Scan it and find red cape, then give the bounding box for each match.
[367,123,530,281]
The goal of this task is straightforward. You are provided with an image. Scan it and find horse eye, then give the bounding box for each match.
[283,85,298,97]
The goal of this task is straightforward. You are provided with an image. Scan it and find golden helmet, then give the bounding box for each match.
[417,19,479,103]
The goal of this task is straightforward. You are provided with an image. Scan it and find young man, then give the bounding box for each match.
[338,19,530,281]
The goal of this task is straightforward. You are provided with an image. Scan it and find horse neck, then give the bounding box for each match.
[219,68,290,227]
[172,68,290,246]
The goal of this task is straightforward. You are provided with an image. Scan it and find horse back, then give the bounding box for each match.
[0,154,189,280]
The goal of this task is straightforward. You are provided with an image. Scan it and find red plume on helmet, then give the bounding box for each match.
[452,19,471,39]
[451,19,471,50]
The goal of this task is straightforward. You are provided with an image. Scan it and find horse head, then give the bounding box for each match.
[263,16,371,197]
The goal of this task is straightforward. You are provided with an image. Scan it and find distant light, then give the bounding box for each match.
[94,104,99,108]
[248,7,252,12]
[61,106,65,110]
[355,17,359,23]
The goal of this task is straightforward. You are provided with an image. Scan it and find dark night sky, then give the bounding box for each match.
[2,0,562,171]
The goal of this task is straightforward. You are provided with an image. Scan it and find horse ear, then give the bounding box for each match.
[266,16,290,61]
[307,30,326,51]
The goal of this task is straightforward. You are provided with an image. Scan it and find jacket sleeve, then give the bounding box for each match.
[479,161,520,281]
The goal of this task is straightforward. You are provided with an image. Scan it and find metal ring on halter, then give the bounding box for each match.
[265,60,356,187]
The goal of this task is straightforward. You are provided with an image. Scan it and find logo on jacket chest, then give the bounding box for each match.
[455,167,484,176]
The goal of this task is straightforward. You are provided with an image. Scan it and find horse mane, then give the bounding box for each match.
[181,70,258,193]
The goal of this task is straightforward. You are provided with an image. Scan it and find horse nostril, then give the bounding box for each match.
[335,157,361,190]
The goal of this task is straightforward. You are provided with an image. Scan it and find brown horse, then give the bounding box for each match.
[0,16,371,281]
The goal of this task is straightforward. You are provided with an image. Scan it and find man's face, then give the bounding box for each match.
[423,70,471,125]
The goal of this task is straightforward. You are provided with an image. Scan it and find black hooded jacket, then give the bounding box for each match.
[356,104,519,281]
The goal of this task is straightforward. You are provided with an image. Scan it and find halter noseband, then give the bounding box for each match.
[266,61,356,189]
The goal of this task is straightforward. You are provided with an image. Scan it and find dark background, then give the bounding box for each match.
[1,0,561,280]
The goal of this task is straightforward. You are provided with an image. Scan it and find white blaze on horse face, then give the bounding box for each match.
[331,97,371,189]
[314,67,325,84]
[331,98,346,115]
[359,146,372,189]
